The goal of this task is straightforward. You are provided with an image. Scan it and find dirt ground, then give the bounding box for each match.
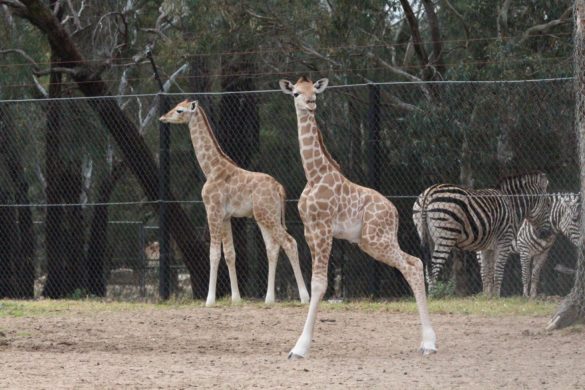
[0,303,584,389]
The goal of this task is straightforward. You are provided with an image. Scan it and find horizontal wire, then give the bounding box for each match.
[0,76,573,104]
[0,31,572,69]
[0,193,577,208]
[0,56,572,93]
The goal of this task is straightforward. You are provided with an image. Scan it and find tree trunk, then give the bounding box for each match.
[0,105,35,298]
[547,0,585,330]
[216,58,260,297]
[42,62,67,298]
[84,163,126,297]
[0,191,18,298]
[12,0,208,298]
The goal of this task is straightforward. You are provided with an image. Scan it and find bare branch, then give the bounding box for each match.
[422,0,444,78]
[367,52,432,101]
[497,0,512,38]
[65,0,82,30]
[32,75,48,97]
[32,66,78,76]
[517,7,572,45]
[139,62,190,134]
[0,48,38,69]
[0,0,26,13]
[367,52,420,81]
[443,0,470,48]
[399,0,429,70]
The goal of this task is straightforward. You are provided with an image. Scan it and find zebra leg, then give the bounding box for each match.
[530,246,553,298]
[479,250,495,296]
[493,244,513,297]
[520,250,532,298]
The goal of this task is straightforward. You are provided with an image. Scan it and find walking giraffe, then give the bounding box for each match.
[279,76,436,359]
[160,99,310,306]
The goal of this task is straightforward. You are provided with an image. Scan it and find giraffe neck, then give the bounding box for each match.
[188,107,236,178]
[296,109,340,183]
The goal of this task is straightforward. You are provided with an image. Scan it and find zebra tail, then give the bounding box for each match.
[419,207,433,266]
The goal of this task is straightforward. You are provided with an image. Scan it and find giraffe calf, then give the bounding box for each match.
[160,100,310,306]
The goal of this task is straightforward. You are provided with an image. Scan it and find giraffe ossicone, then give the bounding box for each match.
[279,77,437,359]
[159,99,310,306]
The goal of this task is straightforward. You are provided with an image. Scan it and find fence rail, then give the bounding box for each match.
[0,79,579,301]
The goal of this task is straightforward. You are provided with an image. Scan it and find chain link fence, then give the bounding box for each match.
[0,78,579,301]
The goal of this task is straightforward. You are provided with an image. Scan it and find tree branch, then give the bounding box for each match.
[517,7,573,45]
[497,0,512,38]
[399,0,430,71]
[442,0,470,47]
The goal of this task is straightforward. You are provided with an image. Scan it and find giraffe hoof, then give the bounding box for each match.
[419,346,437,356]
[288,352,305,360]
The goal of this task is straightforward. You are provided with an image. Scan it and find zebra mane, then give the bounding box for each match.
[497,172,549,193]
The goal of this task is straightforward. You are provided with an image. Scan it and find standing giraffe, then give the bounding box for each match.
[159,99,310,306]
[279,77,436,359]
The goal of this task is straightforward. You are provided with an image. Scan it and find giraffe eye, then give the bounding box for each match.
[176,109,184,114]
[293,92,300,98]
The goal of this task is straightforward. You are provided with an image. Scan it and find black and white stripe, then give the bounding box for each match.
[516,193,580,298]
[413,172,550,296]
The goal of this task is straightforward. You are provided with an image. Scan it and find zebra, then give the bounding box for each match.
[516,193,580,298]
[412,172,550,297]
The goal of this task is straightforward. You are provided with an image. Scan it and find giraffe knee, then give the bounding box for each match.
[311,278,327,299]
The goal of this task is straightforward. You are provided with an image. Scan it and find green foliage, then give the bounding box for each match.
[429,279,456,299]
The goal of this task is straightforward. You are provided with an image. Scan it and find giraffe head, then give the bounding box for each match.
[279,76,329,112]
[159,99,199,124]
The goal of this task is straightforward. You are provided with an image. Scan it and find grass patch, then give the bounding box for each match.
[0,296,557,319]
[320,296,557,317]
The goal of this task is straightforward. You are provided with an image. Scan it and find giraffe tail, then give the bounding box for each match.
[279,184,287,227]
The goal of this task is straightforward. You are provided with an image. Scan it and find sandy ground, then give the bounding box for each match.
[0,303,584,389]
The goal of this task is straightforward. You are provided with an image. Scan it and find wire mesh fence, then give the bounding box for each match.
[0,78,579,301]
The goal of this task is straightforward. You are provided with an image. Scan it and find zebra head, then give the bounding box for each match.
[498,172,551,232]
[555,194,581,246]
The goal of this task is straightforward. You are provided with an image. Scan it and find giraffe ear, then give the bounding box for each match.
[190,100,198,111]
[279,79,294,95]
[314,78,329,94]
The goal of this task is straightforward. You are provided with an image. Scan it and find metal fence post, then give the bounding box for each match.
[158,93,171,300]
[147,51,171,300]
[367,83,381,297]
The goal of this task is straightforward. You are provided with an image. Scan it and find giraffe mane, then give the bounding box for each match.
[315,125,342,172]
[196,104,239,167]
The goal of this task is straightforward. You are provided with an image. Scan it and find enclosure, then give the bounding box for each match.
[0,78,579,301]
[1,299,584,389]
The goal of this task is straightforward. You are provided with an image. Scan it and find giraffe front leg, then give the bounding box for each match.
[289,225,332,359]
[206,238,221,307]
[222,220,241,304]
[206,212,223,307]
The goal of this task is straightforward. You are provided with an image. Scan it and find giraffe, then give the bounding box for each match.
[279,77,437,359]
[159,99,310,306]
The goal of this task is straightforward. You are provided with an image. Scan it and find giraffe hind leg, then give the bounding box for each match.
[358,212,436,354]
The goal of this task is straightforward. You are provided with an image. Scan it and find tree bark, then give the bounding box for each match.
[0,190,18,298]
[547,0,585,330]
[85,163,126,297]
[0,105,35,297]
[216,58,260,297]
[9,0,208,298]
[42,53,67,298]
